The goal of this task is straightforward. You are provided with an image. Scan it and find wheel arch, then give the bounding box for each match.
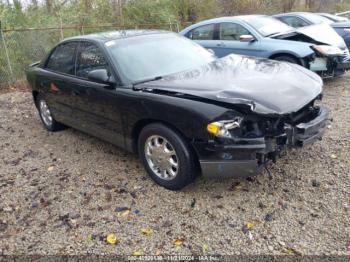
[131,118,191,154]
[269,52,304,66]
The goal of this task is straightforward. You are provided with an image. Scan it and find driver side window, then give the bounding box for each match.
[219,23,251,41]
[76,42,109,79]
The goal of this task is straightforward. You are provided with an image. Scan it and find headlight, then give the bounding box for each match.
[312,45,344,56]
[207,118,242,137]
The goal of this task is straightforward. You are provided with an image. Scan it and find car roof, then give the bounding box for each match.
[63,30,171,43]
[275,12,311,17]
[336,11,350,15]
[197,15,267,24]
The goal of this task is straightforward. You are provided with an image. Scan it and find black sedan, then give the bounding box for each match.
[26,30,329,190]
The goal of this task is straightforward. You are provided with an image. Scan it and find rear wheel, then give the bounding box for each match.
[36,94,66,131]
[273,55,300,65]
[138,123,196,190]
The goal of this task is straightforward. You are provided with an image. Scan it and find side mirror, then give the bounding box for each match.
[87,69,116,86]
[239,35,255,42]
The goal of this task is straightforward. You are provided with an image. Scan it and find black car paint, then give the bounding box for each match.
[27,31,329,179]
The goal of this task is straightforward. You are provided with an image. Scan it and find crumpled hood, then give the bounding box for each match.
[139,55,323,115]
[296,23,347,49]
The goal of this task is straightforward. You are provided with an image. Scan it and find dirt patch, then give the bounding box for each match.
[0,74,349,255]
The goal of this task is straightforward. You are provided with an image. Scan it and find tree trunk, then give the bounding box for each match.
[45,0,53,13]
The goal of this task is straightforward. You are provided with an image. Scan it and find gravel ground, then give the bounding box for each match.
[0,74,349,256]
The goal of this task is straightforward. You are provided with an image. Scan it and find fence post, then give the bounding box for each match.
[0,20,14,84]
[168,18,173,31]
[59,17,64,40]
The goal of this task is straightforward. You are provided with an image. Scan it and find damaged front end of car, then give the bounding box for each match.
[273,24,350,77]
[195,97,329,179]
[308,45,350,78]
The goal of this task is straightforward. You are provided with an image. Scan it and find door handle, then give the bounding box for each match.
[216,42,225,47]
[72,90,81,96]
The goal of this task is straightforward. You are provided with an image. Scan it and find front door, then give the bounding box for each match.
[215,22,261,58]
[69,41,124,147]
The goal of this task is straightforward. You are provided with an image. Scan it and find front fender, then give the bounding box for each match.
[264,38,315,58]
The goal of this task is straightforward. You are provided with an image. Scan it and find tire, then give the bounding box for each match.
[36,94,66,132]
[273,55,300,65]
[138,123,197,190]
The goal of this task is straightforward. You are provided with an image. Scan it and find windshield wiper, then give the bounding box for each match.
[132,76,163,87]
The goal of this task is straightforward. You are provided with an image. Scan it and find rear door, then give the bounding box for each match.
[216,22,261,57]
[40,41,79,124]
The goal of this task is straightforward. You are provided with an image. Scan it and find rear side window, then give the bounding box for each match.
[219,23,251,41]
[46,42,78,75]
[76,42,108,78]
[188,24,215,40]
[278,16,309,28]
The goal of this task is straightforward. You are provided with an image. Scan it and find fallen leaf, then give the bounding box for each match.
[117,209,130,218]
[174,238,184,246]
[264,213,274,222]
[132,251,142,256]
[141,228,153,236]
[133,209,141,215]
[87,234,95,241]
[285,247,296,254]
[47,166,54,172]
[202,244,209,253]
[246,222,254,230]
[155,249,161,256]
[190,198,196,208]
[106,233,118,245]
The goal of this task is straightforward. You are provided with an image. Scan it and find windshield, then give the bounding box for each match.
[106,33,215,82]
[303,13,333,24]
[243,16,293,36]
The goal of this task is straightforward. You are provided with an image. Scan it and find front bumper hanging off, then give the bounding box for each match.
[310,54,350,77]
[196,106,329,179]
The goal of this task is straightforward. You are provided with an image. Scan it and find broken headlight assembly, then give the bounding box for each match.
[207,118,243,138]
[312,45,344,56]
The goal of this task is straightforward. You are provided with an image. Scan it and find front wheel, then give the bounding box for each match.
[138,123,197,190]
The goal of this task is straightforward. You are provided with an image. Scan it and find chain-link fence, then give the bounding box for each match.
[0,21,191,89]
